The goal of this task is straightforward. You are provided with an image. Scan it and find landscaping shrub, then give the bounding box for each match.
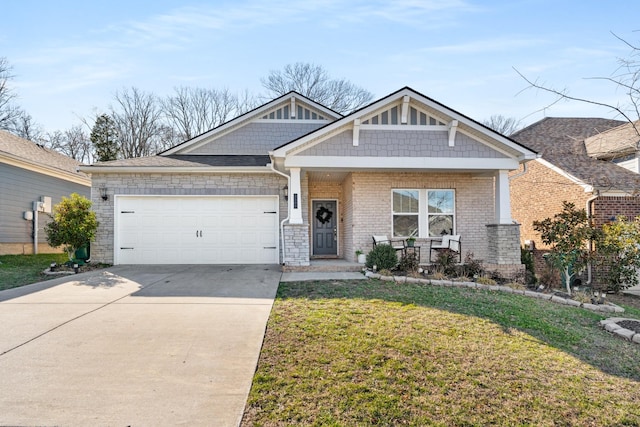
[433,249,458,276]
[521,247,537,285]
[398,251,420,275]
[45,193,98,262]
[461,251,484,278]
[365,244,398,270]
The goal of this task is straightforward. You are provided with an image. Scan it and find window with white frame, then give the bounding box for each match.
[427,190,455,236]
[392,189,455,237]
[392,190,419,237]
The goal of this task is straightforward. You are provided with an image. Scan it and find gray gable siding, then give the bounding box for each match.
[189,122,327,155]
[297,129,508,158]
[0,163,90,244]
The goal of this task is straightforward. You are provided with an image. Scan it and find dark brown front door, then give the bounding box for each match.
[312,200,337,256]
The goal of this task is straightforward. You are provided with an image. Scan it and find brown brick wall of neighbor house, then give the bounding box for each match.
[592,196,640,227]
[510,161,592,275]
[511,160,640,283]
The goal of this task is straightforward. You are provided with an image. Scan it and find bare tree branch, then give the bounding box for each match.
[261,63,374,114]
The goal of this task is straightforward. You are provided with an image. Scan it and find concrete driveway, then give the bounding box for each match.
[0,265,281,426]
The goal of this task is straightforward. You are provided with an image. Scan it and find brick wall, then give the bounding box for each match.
[283,223,310,266]
[592,196,640,227]
[510,160,591,250]
[90,173,287,264]
[344,171,495,264]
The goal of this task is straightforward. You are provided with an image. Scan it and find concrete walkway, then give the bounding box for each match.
[0,265,281,427]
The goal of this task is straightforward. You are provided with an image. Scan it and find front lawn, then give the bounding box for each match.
[242,280,640,426]
[0,253,69,291]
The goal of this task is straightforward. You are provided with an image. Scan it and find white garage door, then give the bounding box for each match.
[115,196,279,264]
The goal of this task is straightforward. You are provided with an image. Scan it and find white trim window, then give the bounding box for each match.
[392,189,455,237]
[427,190,455,237]
[392,190,419,237]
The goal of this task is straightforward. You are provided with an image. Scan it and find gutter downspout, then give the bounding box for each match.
[508,160,529,181]
[585,191,599,286]
[269,158,290,266]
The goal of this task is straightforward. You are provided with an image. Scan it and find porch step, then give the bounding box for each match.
[283,259,364,273]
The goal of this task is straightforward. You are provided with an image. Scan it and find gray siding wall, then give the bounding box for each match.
[298,129,508,158]
[0,163,91,244]
[189,122,326,155]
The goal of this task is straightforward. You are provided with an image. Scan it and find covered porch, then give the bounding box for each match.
[281,167,522,277]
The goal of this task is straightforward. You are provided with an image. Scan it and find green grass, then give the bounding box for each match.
[242,279,640,426]
[0,253,69,291]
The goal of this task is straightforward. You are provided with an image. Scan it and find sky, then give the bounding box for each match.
[2,0,640,134]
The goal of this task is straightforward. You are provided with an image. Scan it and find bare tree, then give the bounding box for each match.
[162,87,242,141]
[45,125,92,163]
[10,110,45,142]
[516,32,640,138]
[482,115,522,136]
[261,63,374,114]
[0,57,23,132]
[111,87,163,158]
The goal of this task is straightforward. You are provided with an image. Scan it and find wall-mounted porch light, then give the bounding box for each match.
[283,185,289,201]
[99,186,109,201]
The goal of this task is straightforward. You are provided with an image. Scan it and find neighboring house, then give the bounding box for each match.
[0,130,91,255]
[510,117,640,270]
[80,87,537,276]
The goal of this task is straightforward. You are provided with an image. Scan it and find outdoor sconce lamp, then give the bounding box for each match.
[283,185,289,201]
[99,186,108,201]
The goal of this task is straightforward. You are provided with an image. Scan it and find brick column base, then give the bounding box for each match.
[485,223,524,279]
[283,223,310,267]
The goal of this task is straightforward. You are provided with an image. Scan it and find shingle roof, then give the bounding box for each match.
[512,117,640,191]
[92,155,271,168]
[0,129,88,179]
[584,120,640,159]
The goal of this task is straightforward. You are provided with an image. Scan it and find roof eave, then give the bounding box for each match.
[78,165,273,174]
[0,152,91,186]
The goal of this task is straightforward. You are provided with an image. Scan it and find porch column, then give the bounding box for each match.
[290,167,303,224]
[495,170,512,224]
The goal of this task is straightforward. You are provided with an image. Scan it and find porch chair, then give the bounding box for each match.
[429,234,462,263]
[372,235,406,254]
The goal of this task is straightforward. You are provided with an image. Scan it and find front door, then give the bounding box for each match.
[312,200,337,256]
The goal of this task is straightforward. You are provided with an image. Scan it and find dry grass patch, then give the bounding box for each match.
[243,280,640,426]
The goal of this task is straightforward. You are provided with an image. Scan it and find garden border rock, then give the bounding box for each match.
[364,270,625,314]
[600,318,640,344]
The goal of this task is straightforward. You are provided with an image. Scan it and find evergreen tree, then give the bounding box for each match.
[90,113,119,161]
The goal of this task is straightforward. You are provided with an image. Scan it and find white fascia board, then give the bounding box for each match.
[598,189,637,196]
[536,158,593,192]
[78,166,273,174]
[284,156,520,170]
[407,90,537,159]
[273,87,537,160]
[0,153,91,186]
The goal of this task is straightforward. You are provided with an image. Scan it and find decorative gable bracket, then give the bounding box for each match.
[353,119,360,146]
[448,120,459,147]
[401,95,410,124]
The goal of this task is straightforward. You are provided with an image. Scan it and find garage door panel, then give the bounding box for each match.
[116,196,279,265]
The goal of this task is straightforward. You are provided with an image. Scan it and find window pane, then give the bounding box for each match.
[393,190,419,213]
[393,215,419,237]
[428,190,454,213]
[429,215,453,237]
